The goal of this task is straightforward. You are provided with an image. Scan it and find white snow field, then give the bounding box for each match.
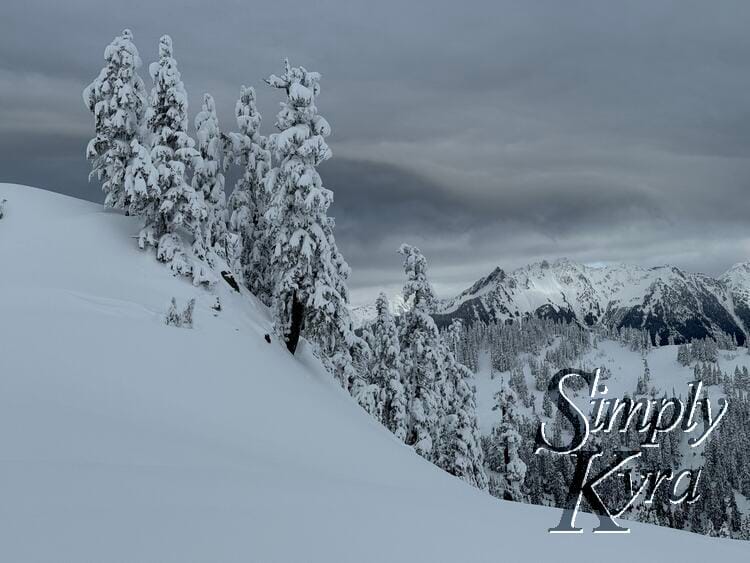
[0,183,747,562]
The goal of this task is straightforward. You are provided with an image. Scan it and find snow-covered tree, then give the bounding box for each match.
[740,515,750,540]
[164,297,195,328]
[193,93,228,262]
[636,358,651,394]
[351,329,380,418]
[123,138,159,219]
[534,361,551,392]
[398,244,444,462]
[264,60,352,364]
[542,391,553,417]
[225,86,272,301]
[141,35,209,284]
[509,365,532,407]
[192,93,227,262]
[368,293,407,441]
[146,34,202,235]
[489,379,527,501]
[165,297,181,327]
[677,344,691,366]
[438,322,488,489]
[83,29,148,211]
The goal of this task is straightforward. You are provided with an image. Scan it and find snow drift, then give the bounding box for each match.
[0,183,745,562]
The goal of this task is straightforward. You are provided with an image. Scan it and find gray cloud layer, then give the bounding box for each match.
[2,0,750,304]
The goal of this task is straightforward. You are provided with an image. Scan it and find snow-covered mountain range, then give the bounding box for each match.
[434,258,750,345]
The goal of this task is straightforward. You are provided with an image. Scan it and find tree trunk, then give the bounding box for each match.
[286,292,304,355]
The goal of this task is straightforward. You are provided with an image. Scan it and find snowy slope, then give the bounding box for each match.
[0,183,747,562]
[436,258,748,346]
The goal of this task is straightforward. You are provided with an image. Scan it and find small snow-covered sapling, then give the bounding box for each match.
[181,298,196,328]
[0,199,7,219]
[165,297,196,328]
[165,298,181,327]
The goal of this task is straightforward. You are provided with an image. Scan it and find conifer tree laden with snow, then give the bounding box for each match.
[439,321,488,489]
[123,138,159,219]
[142,35,208,282]
[351,326,380,416]
[368,293,408,441]
[193,93,228,262]
[83,29,148,211]
[264,60,352,362]
[398,244,444,462]
[489,379,527,501]
[225,86,272,301]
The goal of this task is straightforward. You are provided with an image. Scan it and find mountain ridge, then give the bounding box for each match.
[433,258,750,345]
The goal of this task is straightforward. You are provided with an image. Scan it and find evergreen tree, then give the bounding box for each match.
[439,323,488,490]
[368,293,407,441]
[542,391,553,418]
[83,29,148,211]
[350,335,380,418]
[490,378,527,501]
[264,60,352,362]
[677,344,690,366]
[192,93,228,262]
[140,35,208,283]
[398,244,444,462]
[636,358,651,394]
[225,86,273,301]
[123,138,159,219]
[533,360,550,392]
[509,365,532,407]
[740,515,750,540]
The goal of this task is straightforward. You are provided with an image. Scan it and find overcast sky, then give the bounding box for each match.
[2,0,750,304]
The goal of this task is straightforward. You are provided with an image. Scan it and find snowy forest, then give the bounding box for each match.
[82,29,750,541]
[452,319,750,539]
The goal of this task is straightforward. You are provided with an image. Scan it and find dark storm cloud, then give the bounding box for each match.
[2,0,750,304]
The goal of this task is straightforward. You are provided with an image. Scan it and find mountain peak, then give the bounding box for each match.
[438,257,749,345]
[723,261,750,276]
[721,261,750,292]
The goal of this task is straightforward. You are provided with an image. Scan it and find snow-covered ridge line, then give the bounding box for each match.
[435,257,750,345]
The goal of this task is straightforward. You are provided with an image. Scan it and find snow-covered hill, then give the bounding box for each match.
[0,184,746,562]
[436,258,749,346]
